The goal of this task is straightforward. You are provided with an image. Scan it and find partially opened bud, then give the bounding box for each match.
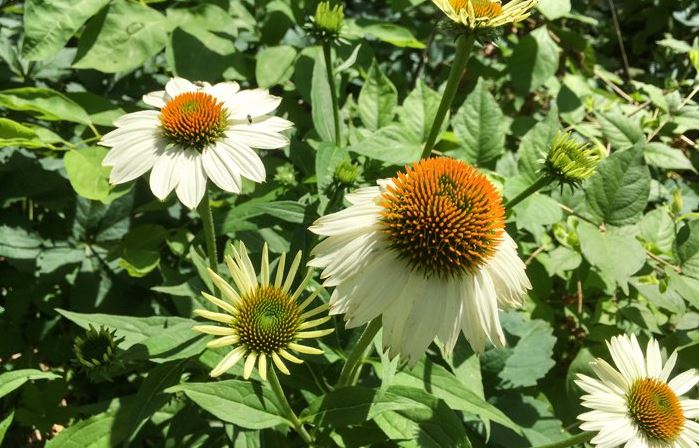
[543,131,602,186]
[73,325,123,372]
[333,160,359,186]
[310,2,345,41]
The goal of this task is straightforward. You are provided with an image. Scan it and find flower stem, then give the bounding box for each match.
[336,318,382,388]
[322,40,342,147]
[505,175,550,211]
[531,432,593,448]
[421,33,476,159]
[268,367,314,445]
[197,190,218,275]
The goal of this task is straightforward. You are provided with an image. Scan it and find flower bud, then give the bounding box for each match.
[543,131,602,186]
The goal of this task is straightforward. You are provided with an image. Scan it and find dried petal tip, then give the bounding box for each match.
[543,131,602,186]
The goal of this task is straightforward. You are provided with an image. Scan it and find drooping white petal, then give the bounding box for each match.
[682,399,699,418]
[107,138,163,184]
[217,139,266,183]
[174,150,207,209]
[485,233,531,309]
[344,186,382,205]
[436,279,464,354]
[149,149,182,200]
[226,126,289,150]
[201,145,242,193]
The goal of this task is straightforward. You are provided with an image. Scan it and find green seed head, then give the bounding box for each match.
[543,131,602,186]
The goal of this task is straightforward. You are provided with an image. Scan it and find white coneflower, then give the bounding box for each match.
[432,0,537,29]
[100,77,292,209]
[309,157,531,364]
[193,242,333,380]
[576,334,699,448]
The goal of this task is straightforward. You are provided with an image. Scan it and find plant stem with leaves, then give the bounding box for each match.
[421,33,476,159]
[322,41,342,147]
[269,367,314,445]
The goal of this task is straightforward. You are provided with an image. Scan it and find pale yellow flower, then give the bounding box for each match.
[432,0,537,29]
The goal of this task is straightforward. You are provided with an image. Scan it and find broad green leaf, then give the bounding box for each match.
[300,386,423,427]
[166,380,287,430]
[668,272,699,309]
[490,395,569,447]
[0,369,60,399]
[22,0,109,61]
[311,50,338,143]
[387,359,520,432]
[64,147,111,201]
[630,278,685,314]
[677,220,699,279]
[73,0,168,73]
[316,142,349,191]
[0,87,91,125]
[256,45,297,88]
[0,411,13,445]
[399,80,442,142]
[372,386,471,448]
[508,26,560,93]
[643,142,696,172]
[358,61,398,131]
[586,146,651,226]
[578,222,646,294]
[517,108,561,182]
[45,411,126,448]
[639,208,675,254]
[349,21,426,49]
[498,312,556,388]
[222,200,307,233]
[451,79,505,165]
[596,110,644,150]
[166,4,236,55]
[0,118,41,149]
[0,224,43,259]
[349,124,422,165]
[537,0,571,20]
[64,92,126,127]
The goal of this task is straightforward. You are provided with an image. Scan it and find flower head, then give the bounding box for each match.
[308,1,345,41]
[576,334,699,448]
[309,158,531,364]
[432,0,537,30]
[543,131,601,186]
[73,325,123,371]
[193,242,333,380]
[100,77,293,209]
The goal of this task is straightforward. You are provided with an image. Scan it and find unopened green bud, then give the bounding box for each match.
[334,160,359,186]
[274,163,298,187]
[73,325,122,371]
[311,2,344,40]
[671,188,683,216]
[543,131,602,186]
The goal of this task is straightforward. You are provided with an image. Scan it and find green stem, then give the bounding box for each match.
[505,175,550,211]
[269,367,314,445]
[336,318,382,388]
[421,33,476,159]
[531,432,593,448]
[197,190,219,275]
[322,40,342,147]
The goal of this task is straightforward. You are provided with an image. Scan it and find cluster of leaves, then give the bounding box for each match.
[1,0,698,446]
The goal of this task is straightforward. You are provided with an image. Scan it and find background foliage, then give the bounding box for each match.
[1,0,698,446]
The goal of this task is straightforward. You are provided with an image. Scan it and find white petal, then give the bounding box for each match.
[382,273,424,360]
[107,138,163,184]
[113,110,161,128]
[204,81,241,102]
[226,126,289,150]
[607,334,645,383]
[682,399,699,418]
[313,232,385,287]
[661,351,678,382]
[210,346,246,377]
[226,89,282,119]
[684,420,699,442]
[485,233,531,309]
[308,202,382,237]
[149,149,182,200]
[645,338,663,379]
[218,139,266,183]
[345,186,382,205]
[174,150,207,209]
[101,125,158,147]
[399,277,447,365]
[437,279,464,354]
[201,145,242,193]
[590,359,629,393]
[165,77,198,98]
[468,269,506,349]
[668,369,699,396]
[143,90,168,108]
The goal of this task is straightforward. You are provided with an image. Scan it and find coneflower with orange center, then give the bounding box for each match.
[432,0,537,30]
[309,157,531,364]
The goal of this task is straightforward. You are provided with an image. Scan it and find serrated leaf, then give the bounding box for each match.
[451,79,505,165]
[596,110,644,150]
[166,380,288,430]
[577,222,646,294]
[358,61,398,131]
[256,45,297,88]
[22,0,109,61]
[586,145,651,226]
[508,27,560,93]
[0,87,91,125]
[517,108,560,182]
[0,369,60,400]
[643,142,696,172]
[73,0,168,73]
[349,124,422,165]
[498,313,556,388]
[399,79,442,142]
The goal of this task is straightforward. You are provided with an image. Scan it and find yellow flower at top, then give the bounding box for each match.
[432,0,537,29]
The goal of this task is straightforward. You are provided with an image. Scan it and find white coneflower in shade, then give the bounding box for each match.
[575,334,699,448]
[192,242,334,380]
[100,77,293,209]
[308,157,531,364]
[432,0,537,29]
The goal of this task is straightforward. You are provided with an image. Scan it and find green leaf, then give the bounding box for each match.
[517,108,560,182]
[677,220,699,279]
[166,4,236,55]
[498,312,556,388]
[399,79,442,143]
[358,61,398,131]
[166,380,288,430]
[0,224,43,259]
[596,110,644,150]
[0,369,60,400]
[578,222,646,294]
[73,0,168,73]
[537,0,571,20]
[0,118,40,148]
[300,386,423,427]
[64,147,111,201]
[349,124,422,165]
[387,359,520,432]
[45,411,126,448]
[508,26,560,93]
[256,45,297,88]
[630,278,685,314]
[639,208,675,254]
[373,386,471,447]
[586,146,651,226]
[0,87,92,125]
[451,79,505,165]
[643,142,696,172]
[351,21,425,49]
[0,411,13,445]
[22,0,109,61]
[316,142,349,191]
[311,49,337,143]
